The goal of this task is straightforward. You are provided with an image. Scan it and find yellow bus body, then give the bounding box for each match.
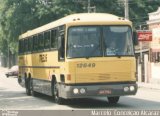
[18,13,137,104]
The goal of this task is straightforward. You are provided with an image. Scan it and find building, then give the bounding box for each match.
[146,7,160,84]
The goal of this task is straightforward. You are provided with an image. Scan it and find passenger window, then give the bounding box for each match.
[58,34,65,60]
[38,33,44,51]
[19,40,24,54]
[28,37,33,52]
[51,29,58,49]
[44,31,51,49]
[24,39,28,53]
[33,35,38,52]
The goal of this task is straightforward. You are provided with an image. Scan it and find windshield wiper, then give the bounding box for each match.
[115,52,122,58]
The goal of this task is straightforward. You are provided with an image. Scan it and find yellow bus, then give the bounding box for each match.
[18,13,138,104]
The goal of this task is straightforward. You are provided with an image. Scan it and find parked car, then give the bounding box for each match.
[5,65,18,78]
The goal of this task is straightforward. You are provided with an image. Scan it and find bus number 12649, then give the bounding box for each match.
[77,63,96,68]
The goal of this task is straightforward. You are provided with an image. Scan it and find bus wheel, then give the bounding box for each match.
[107,96,120,104]
[29,78,37,96]
[53,81,64,104]
[25,77,31,96]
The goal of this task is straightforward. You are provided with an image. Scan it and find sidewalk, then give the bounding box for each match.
[0,67,8,72]
[138,82,160,90]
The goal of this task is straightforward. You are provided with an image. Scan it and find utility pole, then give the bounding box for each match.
[87,0,96,13]
[75,0,95,13]
[139,25,143,63]
[124,0,129,19]
[88,0,91,13]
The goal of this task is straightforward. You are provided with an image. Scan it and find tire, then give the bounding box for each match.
[29,78,37,96]
[53,80,64,105]
[25,77,31,96]
[107,96,120,104]
[6,74,9,78]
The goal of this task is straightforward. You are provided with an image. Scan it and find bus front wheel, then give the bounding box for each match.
[107,96,120,104]
[53,81,64,104]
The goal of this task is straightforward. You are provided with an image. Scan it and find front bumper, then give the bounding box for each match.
[58,83,138,99]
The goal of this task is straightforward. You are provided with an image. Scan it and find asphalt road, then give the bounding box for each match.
[0,68,160,110]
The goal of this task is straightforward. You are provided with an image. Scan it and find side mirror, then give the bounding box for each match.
[133,31,138,45]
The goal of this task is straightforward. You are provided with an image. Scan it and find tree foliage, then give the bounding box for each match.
[0,0,160,58]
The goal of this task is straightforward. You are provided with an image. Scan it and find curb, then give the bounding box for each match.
[138,83,160,90]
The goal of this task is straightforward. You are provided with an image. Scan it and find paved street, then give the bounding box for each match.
[0,67,160,110]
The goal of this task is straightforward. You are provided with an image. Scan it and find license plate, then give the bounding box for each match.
[98,89,112,95]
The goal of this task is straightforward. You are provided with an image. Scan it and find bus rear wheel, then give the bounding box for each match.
[25,77,31,96]
[107,96,120,104]
[29,78,37,96]
[53,81,64,104]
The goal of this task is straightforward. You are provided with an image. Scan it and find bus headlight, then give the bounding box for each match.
[124,87,129,92]
[73,88,79,94]
[80,88,86,94]
[130,86,135,91]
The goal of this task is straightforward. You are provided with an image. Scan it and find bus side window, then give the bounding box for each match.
[44,31,51,50]
[58,25,65,61]
[28,37,33,53]
[58,34,65,61]
[38,33,44,51]
[33,35,38,52]
[24,39,28,53]
[19,39,24,54]
[51,29,58,49]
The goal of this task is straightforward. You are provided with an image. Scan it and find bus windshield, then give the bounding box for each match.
[67,26,134,58]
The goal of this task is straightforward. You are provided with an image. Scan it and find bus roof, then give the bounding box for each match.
[19,13,132,39]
